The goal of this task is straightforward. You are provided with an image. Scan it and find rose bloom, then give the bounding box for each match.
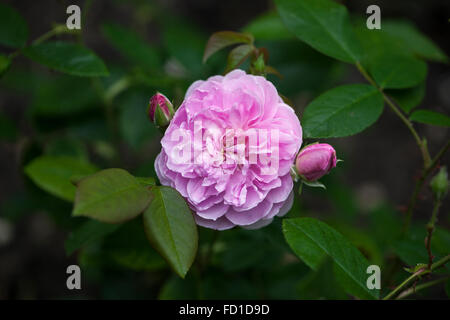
[155,70,302,230]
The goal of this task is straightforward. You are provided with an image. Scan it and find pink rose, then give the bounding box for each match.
[155,70,302,230]
[295,143,337,181]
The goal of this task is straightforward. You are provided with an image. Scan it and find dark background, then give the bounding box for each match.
[0,0,449,299]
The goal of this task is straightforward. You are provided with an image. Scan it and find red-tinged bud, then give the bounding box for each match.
[147,92,174,128]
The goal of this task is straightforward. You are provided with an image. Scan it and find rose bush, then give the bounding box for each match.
[4,0,448,300]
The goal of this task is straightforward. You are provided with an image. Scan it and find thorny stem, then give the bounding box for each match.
[383,254,450,300]
[396,275,450,299]
[356,62,431,167]
[425,199,442,268]
[403,139,450,233]
[357,62,450,301]
[355,62,450,234]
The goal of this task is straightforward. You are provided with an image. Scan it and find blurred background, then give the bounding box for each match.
[0,0,449,299]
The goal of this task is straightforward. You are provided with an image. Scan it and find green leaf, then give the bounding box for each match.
[24,156,98,202]
[302,84,384,138]
[369,53,427,89]
[382,20,447,63]
[387,82,426,114]
[0,3,28,48]
[101,23,160,70]
[65,220,120,255]
[203,31,253,63]
[73,168,152,223]
[409,110,450,127]
[275,0,362,63]
[22,42,109,77]
[283,217,379,299]
[225,44,254,72]
[143,186,198,278]
[353,21,406,66]
[242,11,292,41]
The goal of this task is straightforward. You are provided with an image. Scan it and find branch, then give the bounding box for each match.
[403,139,450,234]
[383,254,450,300]
[425,199,442,268]
[355,62,431,168]
[396,275,450,299]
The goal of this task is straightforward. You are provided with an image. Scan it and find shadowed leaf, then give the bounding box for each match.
[23,42,109,77]
[143,186,198,278]
[73,168,151,223]
[203,31,253,63]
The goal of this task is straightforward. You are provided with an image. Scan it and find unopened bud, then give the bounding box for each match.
[147,92,174,128]
[295,143,337,182]
[430,166,448,201]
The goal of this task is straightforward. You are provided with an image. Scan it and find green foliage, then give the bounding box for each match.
[0,3,28,48]
[143,186,198,278]
[73,168,152,223]
[103,219,166,271]
[242,11,291,41]
[283,218,379,299]
[276,0,361,63]
[22,42,109,77]
[203,31,253,63]
[302,84,384,138]
[369,53,427,89]
[31,74,99,116]
[225,44,254,73]
[65,220,120,255]
[382,20,448,63]
[387,82,426,114]
[162,19,207,78]
[3,0,449,300]
[409,110,450,127]
[393,225,450,266]
[102,23,161,70]
[24,156,98,202]
[296,258,347,299]
[158,275,198,299]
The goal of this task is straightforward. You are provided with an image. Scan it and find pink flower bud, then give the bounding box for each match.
[147,92,174,128]
[295,143,337,181]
